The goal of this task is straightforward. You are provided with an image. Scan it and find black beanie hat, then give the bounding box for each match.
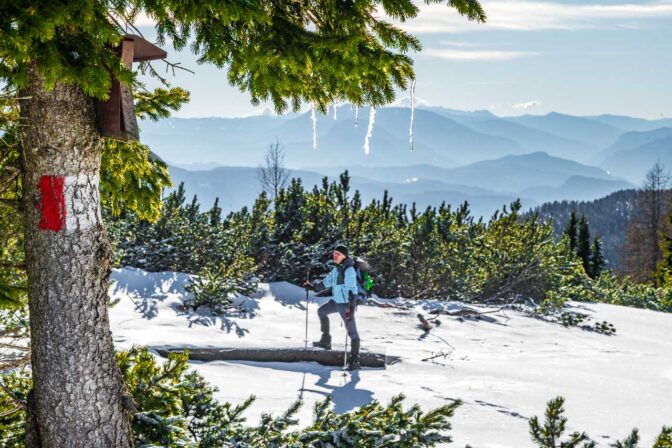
[334,244,349,257]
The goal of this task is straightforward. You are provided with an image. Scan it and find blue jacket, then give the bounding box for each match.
[316,258,359,304]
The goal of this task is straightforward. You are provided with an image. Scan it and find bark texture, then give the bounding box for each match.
[20,70,133,447]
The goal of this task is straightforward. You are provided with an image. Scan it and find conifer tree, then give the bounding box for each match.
[565,212,578,252]
[654,427,672,447]
[529,397,595,448]
[655,214,672,286]
[589,236,606,279]
[209,197,222,226]
[611,429,639,448]
[577,216,592,276]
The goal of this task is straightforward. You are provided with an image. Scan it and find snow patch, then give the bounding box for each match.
[109,268,672,447]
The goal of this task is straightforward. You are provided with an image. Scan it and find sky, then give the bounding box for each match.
[136,0,672,120]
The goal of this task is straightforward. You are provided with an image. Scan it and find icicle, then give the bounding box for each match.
[311,105,318,150]
[333,103,338,120]
[409,79,416,152]
[354,106,359,128]
[363,106,376,155]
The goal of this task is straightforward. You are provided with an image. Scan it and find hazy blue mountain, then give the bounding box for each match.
[307,152,623,195]
[360,177,494,197]
[450,118,593,161]
[142,108,672,173]
[519,175,633,204]
[302,164,466,185]
[589,114,672,133]
[141,107,528,168]
[140,115,283,166]
[505,112,623,152]
[420,106,612,162]
[272,109,457,167]
[168,166,269,212]
[444,152,620,192]
[594,127,672,164]
[601,135,672,184]
[173,162,223,171]
[168,149,629,222]
[419,106,497,121]
[168,165,533,219]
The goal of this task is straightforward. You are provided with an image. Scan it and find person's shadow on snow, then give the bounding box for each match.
[305,370,374,413]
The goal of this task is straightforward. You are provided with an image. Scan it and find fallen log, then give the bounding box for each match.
[153,346,400,368]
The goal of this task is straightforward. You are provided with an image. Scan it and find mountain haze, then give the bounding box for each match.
[506,112,623,153]
[602,135,672,184]
[595,127,672,163]
[142,107,669,188]
[169,151,630,219]
[141,107,527,168]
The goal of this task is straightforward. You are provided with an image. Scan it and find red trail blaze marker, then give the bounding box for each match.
[38,176,66,232]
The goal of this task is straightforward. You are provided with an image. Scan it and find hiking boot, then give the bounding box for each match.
[347,339,361,370]
[346,356,361,371]
[312,334,331,350]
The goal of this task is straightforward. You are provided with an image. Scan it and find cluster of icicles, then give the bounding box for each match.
[310,80,416,154]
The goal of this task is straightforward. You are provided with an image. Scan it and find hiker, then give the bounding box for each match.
[304,244,362,371]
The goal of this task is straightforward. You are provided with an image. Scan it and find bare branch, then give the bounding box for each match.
[257,140,290,201]
[421,351,451,362]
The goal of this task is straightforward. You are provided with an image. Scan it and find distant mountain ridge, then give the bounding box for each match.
[595,127,672,163]
[142,107,670,184]
[506,112,623,149]
[168,152,631,220]
[519,175,632,204]
[603,138,672,184]
[142,107,527,168]
[589,114,672,133]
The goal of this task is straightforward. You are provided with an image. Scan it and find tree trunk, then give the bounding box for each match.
[20,69,133,447]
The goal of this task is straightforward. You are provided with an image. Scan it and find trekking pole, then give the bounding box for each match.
[304,269,310,349]
[343,320,349,370]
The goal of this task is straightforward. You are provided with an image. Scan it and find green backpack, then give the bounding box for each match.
[353,256,374,298]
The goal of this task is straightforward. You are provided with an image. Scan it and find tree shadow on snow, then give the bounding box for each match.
[173,307,251,337]
[110,269,191,320]
[220,316,250,338]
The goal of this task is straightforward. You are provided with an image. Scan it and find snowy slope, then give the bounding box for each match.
[109,268,672,447]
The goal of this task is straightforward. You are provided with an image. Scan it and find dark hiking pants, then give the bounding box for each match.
[317,300,360,357]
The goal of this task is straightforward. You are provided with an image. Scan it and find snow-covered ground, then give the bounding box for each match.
[109,267,672,447]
